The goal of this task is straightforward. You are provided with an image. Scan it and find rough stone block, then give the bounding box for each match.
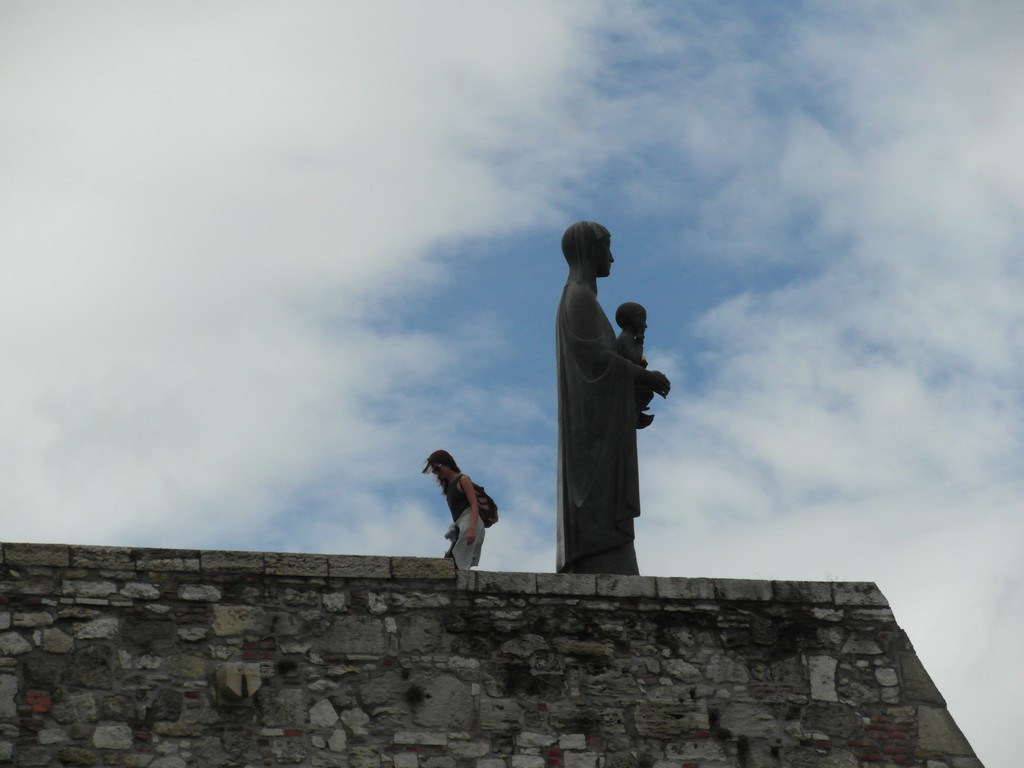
[552,637,614,657]
[71,545,134,570]
[850,607,895,622]
[634,699,709,737]
[4,543,69,567]
[715,579,772,601]
[178,585,221,602]
[163,652,207,680]
[703,654,750,683]
[774,581,832,603]
[412,675,473,729]
[0,675,17,718]
[21,745,61,765]
[901,652,946,704]
[63,580,118,598]
[480,698,525,731]
[391,557,454,580]
[310,698,340,728]
[536,573,596,596]
[265,552,328,577]
[596,574,656,597]
[323,615,387,655]
[151,757,188,768]
[349,747,381,768]
[51,692,98,724]
[73,617,119,640]
[328,555,391,578]
[93,724,133,749]
[517,731,557,748]
[806,655,838,702]
[565,754,599,768]
[840,635,882,655]
[12,611,54,627]
[812,607,843,622]
[394,732,449,746]
[213,605,268,636]
[121,582,161,600]
[875,667,898,686]
[475,571,537,594]
[455,570,474,590]
[833,582,888,607]
[41,627,74,653]
[255,688,307,727]
[146,689,183,722]
[661,658,701,681]
[720,702,782,738]
[134,548,200,572]
[918,706,974,756]
[201,550,265,573]
[797,702,861,741]
[785,750,858,768]
[398,613,445,653]
[664,741,729,762]
[38,728,67,745]
[500,633,549,659]
[656,577,714,600]
[327,728,348,752]
[448,739,490,758]
[0,632,32,655]
[1,579,53,597]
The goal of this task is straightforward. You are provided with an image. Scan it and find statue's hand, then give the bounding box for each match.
[634,365,670,397]
[648,370,671,398]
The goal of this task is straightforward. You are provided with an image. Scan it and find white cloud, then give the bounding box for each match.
[0,2,608,548]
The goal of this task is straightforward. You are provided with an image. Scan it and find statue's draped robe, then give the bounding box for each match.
[556,260,640,575]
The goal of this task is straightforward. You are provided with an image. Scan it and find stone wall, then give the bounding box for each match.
[0,542,980,768]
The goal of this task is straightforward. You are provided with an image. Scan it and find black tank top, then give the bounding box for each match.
[445,475,469,521]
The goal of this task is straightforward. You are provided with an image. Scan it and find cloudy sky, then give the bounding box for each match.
[2,2,1020,763]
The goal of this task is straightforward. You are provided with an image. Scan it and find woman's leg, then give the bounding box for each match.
[451,510,485,569]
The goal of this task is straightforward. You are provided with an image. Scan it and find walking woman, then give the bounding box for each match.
[423,449,485,569]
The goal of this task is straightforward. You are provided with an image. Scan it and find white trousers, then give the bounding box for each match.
[447,509,485,569]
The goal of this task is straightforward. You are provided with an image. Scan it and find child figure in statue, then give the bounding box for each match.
[616,302,655,429]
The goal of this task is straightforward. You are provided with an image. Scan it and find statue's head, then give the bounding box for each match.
[562,221,612,278]
[615,302,647,332]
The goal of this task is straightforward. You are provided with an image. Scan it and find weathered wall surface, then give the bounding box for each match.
[0,542,980,768]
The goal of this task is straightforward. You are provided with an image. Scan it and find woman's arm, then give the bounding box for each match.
[459,474,480,544]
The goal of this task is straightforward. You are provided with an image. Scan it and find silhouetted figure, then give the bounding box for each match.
[555,222,670,575]
[423,450,485,569]
[616,302,656,429]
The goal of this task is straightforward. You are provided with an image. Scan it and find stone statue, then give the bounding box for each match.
[556,222,670,575]
[615,302,656,429]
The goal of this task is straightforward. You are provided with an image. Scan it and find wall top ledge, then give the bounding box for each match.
[0,541,888,607]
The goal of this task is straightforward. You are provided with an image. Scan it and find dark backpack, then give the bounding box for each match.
[474,482,499,528]
[459,475,499,527]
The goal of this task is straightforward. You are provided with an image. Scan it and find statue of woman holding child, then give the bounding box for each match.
[555,222,670,575]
